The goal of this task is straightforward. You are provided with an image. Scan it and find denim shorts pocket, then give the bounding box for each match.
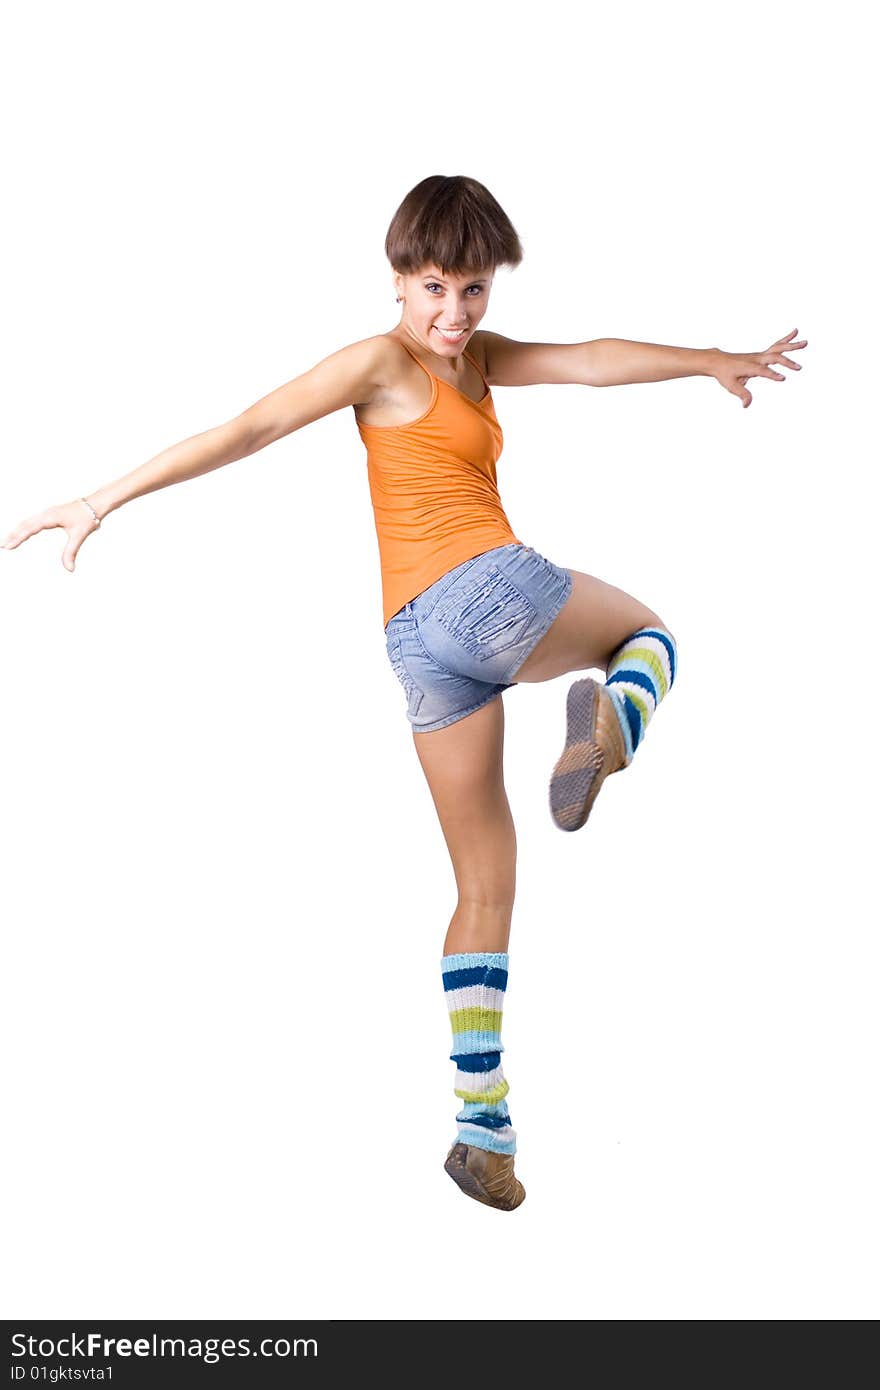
[432,563,537,663]
[415,552,484,621]
[386,632,424,716]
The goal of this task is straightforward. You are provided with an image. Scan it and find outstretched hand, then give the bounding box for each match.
[710,329,808,408]
[1,498,101,572]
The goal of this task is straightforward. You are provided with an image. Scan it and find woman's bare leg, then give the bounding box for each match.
[512,566,673,682]
[414,694,524,1209]
[411,694,515,955]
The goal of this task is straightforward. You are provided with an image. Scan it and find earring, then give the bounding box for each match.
[396,295,404,303]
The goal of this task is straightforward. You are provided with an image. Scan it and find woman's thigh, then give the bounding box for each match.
[407,542,574,699]
[412,695,516,908]
[510,567,669,683]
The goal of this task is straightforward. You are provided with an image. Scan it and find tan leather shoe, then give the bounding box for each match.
[549,678,629,832]
[444,1142,526,1211]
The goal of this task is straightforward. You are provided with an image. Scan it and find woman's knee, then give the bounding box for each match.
[458,829,517,908]
[449,786,517,906]
[604,611,676,663]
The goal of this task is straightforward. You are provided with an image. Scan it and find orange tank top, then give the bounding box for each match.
[356,339,524,629]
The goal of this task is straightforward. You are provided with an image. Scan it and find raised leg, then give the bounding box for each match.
[506,566,678,832]
[511,566,673,682]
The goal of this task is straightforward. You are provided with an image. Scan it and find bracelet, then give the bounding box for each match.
[79,497,101,528]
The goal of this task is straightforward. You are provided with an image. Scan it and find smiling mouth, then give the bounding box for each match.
[434,326,468,340]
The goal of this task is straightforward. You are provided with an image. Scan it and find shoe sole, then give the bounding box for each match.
[549,678,617,832]
[443,1144,525,1211]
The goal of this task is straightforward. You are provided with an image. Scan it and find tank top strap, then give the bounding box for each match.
[397,339,434,385]
[397,338,490,395]
[462,348,490,392]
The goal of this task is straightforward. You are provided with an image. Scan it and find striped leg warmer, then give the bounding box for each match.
[441,950,517,1156]
[604,625,678,766]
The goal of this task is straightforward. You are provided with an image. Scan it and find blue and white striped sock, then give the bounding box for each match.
[441,950,517,1156]
[603,625,678,765]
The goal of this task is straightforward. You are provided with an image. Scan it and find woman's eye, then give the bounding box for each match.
[425,283,482,295]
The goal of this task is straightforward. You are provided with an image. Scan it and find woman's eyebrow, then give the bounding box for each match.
[423,275,489,284]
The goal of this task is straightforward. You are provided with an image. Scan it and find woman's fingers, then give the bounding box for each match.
[1,511,57,549]
[757,359,786,379]
[770,334,808,355]
[2,501,99,570]
[715,330,807,408]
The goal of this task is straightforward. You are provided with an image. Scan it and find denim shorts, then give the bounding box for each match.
[384,542,573,733]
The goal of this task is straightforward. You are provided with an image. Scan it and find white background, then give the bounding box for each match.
[2,0,876,1321]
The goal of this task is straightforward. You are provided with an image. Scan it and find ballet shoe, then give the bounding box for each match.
[549,678,629,832]
[443,1141,526,1211]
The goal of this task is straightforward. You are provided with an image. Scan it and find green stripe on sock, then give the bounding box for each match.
[609,645,669,698]
[448,1007,503,1035]
[454,1078,510,1105]
[625,687,652,724]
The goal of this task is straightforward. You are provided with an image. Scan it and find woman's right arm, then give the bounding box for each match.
[1,336,391,571]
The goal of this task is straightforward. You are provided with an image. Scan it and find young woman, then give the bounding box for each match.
[2,174,807,1212]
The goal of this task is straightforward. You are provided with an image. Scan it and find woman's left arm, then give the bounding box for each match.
[586,329,808,407]
[476,329,808,405]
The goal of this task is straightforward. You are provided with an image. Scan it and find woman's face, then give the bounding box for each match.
[393,263,494,356]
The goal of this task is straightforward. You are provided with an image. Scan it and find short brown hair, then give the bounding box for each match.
[385,175,523,277]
